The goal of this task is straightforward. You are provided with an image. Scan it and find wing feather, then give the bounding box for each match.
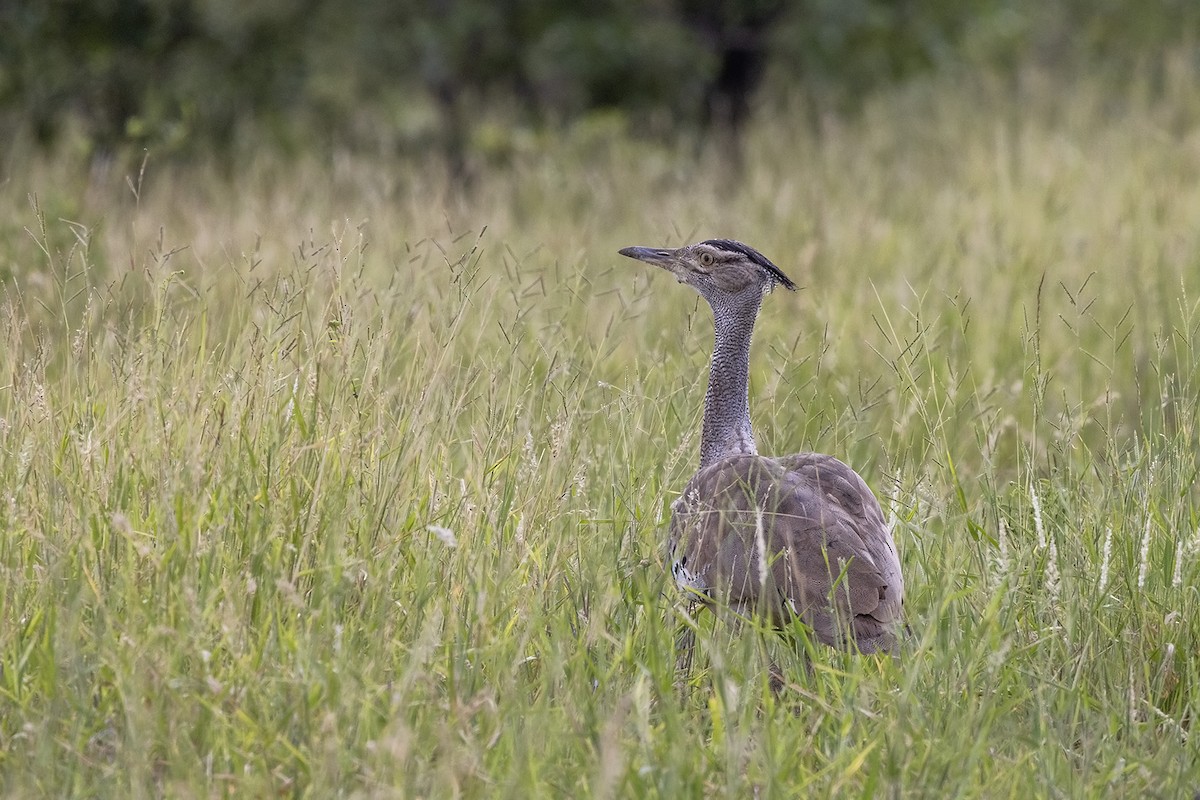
[668,452,904,653]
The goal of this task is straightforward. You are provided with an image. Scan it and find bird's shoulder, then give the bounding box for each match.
[772,451,882,520]
[673,452,889,569]
[678,452,881,519]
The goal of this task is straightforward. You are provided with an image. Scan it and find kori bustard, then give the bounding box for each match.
[619,239,904,657]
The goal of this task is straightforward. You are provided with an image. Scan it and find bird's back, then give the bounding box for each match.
[668,452,904,653]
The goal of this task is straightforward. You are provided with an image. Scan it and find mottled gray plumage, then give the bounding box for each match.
[619,239,904,654]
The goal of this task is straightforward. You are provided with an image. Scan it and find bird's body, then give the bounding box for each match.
[619,239,904,654]
[670,452,903,653]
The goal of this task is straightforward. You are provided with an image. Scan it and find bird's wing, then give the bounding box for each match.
[774,452,905,617]
[669,453,903,651]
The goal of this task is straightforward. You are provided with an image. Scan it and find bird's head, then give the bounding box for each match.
[618,239,796,305]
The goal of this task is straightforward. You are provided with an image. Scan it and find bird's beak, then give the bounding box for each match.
[618,246,674,266]
[618,246,685,282]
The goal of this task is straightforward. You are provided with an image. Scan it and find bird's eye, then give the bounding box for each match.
[699,252,715,267]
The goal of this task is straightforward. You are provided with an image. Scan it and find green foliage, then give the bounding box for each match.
[3,0,1200,157]
[1,66,1199,795]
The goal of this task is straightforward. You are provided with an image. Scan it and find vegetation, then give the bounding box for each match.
[5,0,1200,161]
[1,62,1199,796]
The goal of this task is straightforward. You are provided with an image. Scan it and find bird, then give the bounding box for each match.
[618,238,904,659]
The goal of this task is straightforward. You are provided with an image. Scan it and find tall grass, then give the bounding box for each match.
[1,67,1199,797]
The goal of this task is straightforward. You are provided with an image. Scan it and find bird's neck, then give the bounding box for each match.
[700,299,761,467]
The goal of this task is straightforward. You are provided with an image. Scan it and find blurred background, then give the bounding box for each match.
[3,0,1198,173]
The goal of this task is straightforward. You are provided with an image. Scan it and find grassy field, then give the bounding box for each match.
[1,66,1199,797]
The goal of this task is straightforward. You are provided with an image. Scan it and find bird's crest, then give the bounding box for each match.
[701,239,797,291]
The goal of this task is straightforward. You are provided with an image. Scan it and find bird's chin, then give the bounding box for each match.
[663,267,687,284]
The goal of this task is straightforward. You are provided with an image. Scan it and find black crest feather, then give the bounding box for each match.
[701,239,797,291]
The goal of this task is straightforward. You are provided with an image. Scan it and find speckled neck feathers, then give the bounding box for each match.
[700,292,763,467]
